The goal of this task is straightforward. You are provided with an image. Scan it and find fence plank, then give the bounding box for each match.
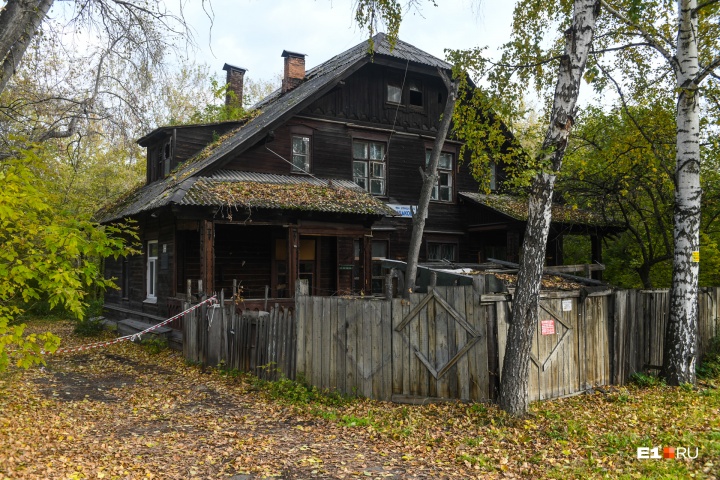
[335,300,346,393]
[345,299,358,395]
[381,299,392,401]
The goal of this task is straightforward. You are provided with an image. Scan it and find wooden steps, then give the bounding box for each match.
[117,319,172,339]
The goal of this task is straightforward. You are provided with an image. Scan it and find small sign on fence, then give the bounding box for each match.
[541,319,556,335]
[562,299,572,311]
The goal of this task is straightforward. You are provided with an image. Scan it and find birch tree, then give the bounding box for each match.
[591,0,720,385]
[495,0,600,416]
[357,0,601,415]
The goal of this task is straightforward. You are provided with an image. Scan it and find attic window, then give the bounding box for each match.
[163,141,172,176]
[409,82,423,107]
[292,136,310,172]
[387,83,402,104]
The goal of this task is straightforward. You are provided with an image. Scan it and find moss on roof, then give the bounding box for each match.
[187,180,396,216]
[462,192,616,226]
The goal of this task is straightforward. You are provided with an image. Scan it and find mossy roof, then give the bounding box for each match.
[181,171,396,216]
[459,192,619,227]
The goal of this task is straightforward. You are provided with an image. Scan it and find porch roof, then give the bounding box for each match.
[459,192,619,228]
[181,170,398,216]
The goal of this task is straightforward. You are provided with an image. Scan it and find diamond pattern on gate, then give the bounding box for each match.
[395,290,481,379]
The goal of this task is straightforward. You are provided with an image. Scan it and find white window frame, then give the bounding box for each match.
[353,140,386,195]
[387,83,402,104]
[292,135,310,172]
[425,150,453,202]
[146,240,158,302]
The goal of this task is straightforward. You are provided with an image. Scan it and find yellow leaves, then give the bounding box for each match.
[3,319,719,479]
[202,180,391,215]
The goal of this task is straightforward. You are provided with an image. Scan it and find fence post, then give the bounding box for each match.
[219,288,226,365]
[296,279,309,297]
[200,290,208,368]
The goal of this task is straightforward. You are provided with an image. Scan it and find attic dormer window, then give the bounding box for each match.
[409,82,423,107]
[387,83,402,104]
[163,141,172,176]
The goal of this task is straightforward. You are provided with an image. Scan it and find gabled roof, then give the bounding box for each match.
[99,33,450,223]
[459,192,619,227]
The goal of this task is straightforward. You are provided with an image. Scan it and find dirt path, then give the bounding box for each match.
[1,323,466,479]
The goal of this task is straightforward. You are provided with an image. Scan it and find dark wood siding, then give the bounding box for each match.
[301,62,447,132]
[214,224,274,299]
[317,236,337,295]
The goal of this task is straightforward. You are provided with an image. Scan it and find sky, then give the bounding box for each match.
[179,0,517,84]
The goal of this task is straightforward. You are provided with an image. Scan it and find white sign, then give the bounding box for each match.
[562,299,572,311]
[388,204,417,218]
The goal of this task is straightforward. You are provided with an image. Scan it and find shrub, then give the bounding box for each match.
[140,336,168,354]
[629,372,663,388]
[73,318,105,337]
[697,335,720,379]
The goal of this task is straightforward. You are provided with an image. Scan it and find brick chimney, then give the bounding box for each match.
[222,63,247,108]
[281,50,306,93]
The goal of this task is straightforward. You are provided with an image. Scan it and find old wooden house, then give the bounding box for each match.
[99,33,611,320]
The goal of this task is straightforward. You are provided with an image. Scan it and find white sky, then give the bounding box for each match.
[179,1,517,83]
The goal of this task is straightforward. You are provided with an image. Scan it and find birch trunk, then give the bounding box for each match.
[498,0,600,416]
[0,0,54,95]
[403,71,458,298]
[663,0,700,385]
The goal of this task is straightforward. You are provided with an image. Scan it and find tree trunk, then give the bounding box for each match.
[403,70,458,298]
[0,0,54,95]
[663,0,700,386]
[498,0,600,417]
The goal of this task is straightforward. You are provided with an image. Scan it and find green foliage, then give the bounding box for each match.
[339,413,374,428]
[697,335,720,379]
[73,317,105,337]
[354,0,404,49]
[189,79,248,124]
[629,372,664,388]
[254,373,350,407]
[140,336,168,355]
[560,103,677,288]
[562,236,591,265]
[0,147,138,371]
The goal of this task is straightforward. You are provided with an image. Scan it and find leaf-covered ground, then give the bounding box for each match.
[1,319,718,479]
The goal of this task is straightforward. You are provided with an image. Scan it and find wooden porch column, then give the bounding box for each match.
[288,226,299,296]
[363,234,372,294]
[506,230,520,263]
[200,220,214,295]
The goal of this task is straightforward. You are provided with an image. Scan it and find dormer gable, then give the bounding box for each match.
[138,121,243,184]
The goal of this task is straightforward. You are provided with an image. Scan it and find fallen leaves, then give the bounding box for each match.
[0,319,718,479]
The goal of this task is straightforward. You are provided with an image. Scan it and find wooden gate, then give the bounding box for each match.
[496,291,611,401]
[391,286,491,403]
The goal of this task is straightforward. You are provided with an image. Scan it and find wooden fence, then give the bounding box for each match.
[181,285,720,404]
[183,291,296,381]
[613,288,720,384]
[294,286,614,403]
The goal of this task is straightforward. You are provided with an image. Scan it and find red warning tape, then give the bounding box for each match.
[46,295,218,355]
